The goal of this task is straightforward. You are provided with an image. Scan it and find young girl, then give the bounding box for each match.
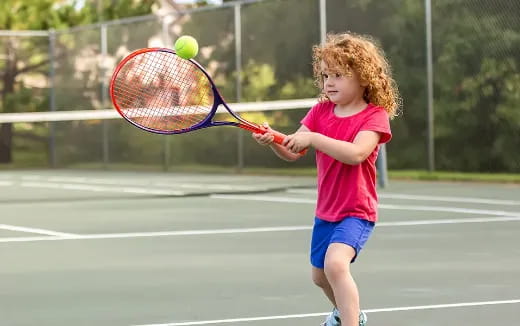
[253,32,400,326]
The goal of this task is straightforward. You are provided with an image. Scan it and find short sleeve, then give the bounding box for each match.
[361,108,392,144]
[300,102,322,131]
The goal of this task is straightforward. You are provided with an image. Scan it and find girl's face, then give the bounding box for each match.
[320,61,365,106]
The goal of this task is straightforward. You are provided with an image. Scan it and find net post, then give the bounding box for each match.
[376,144,388,188]
[319,0,327,45]
[100,23,110,168]
[48,29,56,168]
[425,0,435,171]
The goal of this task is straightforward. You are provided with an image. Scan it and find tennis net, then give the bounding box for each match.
[0,98,387,187]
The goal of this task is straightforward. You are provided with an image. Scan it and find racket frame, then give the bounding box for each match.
[110,47,266,135]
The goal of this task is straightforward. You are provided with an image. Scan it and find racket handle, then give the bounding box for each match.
[242,124,308,156]
[269,130,290,145]
[272,131,309,156]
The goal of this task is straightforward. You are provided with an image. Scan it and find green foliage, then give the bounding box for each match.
[0,1,81,30]
[3,84,48,113]
[1,0,158,113]
[0,0,157,163]
[278,76,316,99]
[241,60,277,101]
[176,6,236,99]
[326,0,430,169]
[432,0,520,172]
[2,0,520,172]
[81,0,157,22]
[388,170,520,184]
[240,0,319,88]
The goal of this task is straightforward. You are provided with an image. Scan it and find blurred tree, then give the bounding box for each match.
[326,0,520,172]
[180,0,319,99]
[431,0,520,172]
[0,0,157,163]
[155,0,520,172]
[1,0,519,171]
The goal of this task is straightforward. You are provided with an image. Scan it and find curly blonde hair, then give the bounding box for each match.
[312,32,401,118]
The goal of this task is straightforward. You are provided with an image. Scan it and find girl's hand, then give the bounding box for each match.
[252,122,275,146]
[283,132,314,154]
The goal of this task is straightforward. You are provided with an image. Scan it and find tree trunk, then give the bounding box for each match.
[1,39,17,164]
[0,123,13,163]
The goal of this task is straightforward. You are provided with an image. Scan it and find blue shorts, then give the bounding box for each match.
[310,216,375,268]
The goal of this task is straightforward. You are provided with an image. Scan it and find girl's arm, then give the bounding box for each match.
[284,130,381,165]
[253,125,310,162]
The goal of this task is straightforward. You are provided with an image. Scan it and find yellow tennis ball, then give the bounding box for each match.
[174,35,199,60]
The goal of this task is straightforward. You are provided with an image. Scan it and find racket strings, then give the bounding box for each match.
[113,51,213,132]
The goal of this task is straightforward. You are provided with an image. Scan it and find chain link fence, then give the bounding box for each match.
[0,0,519,172]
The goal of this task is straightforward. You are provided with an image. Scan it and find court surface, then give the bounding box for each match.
[1,170,519,326]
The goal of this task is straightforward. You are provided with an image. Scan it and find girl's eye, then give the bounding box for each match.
[322,74,328,79]
[335,73,341,78]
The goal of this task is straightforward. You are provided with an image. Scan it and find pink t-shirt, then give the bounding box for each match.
[301,101,392,223]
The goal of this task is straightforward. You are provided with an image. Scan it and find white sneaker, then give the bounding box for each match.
[359,311,368,326]
[321,307,341,326]
[321,308,367,326]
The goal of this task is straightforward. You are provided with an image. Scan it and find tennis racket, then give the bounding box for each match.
[109,47,306,155]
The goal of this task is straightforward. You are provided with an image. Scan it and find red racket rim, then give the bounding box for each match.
[109,48,214,134]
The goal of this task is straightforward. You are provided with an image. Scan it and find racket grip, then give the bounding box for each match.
[256,127,308,156]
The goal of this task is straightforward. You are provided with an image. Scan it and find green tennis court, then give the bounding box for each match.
[1,169,518,326]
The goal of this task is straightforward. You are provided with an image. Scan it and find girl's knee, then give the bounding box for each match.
[324,256,350,279]
[311,267,328,288]
[324,252,354,279]
[324,243,356,278]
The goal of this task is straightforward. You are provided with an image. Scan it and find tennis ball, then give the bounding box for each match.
[174,35,199,60]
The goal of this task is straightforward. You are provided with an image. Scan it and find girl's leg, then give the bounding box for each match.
[324,243,359,326]
[311,266,336,306]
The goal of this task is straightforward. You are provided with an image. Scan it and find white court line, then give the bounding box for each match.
[1,216,519,243]
[18,181,273,194]
[379,193,520,205]
[21,182,187,196]
[378,204,519,216]
[210,194,520,217]
[0,180,13,186]
[287,189,520,206]
[0,224,77,237]
[132,298,520,325]
[20,175,265,191]
[0,226,312,243]
[376,216,520,226]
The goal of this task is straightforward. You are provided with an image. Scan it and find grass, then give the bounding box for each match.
[1,162,519,184]
[68,163,318,176]
[388,170,520,183]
